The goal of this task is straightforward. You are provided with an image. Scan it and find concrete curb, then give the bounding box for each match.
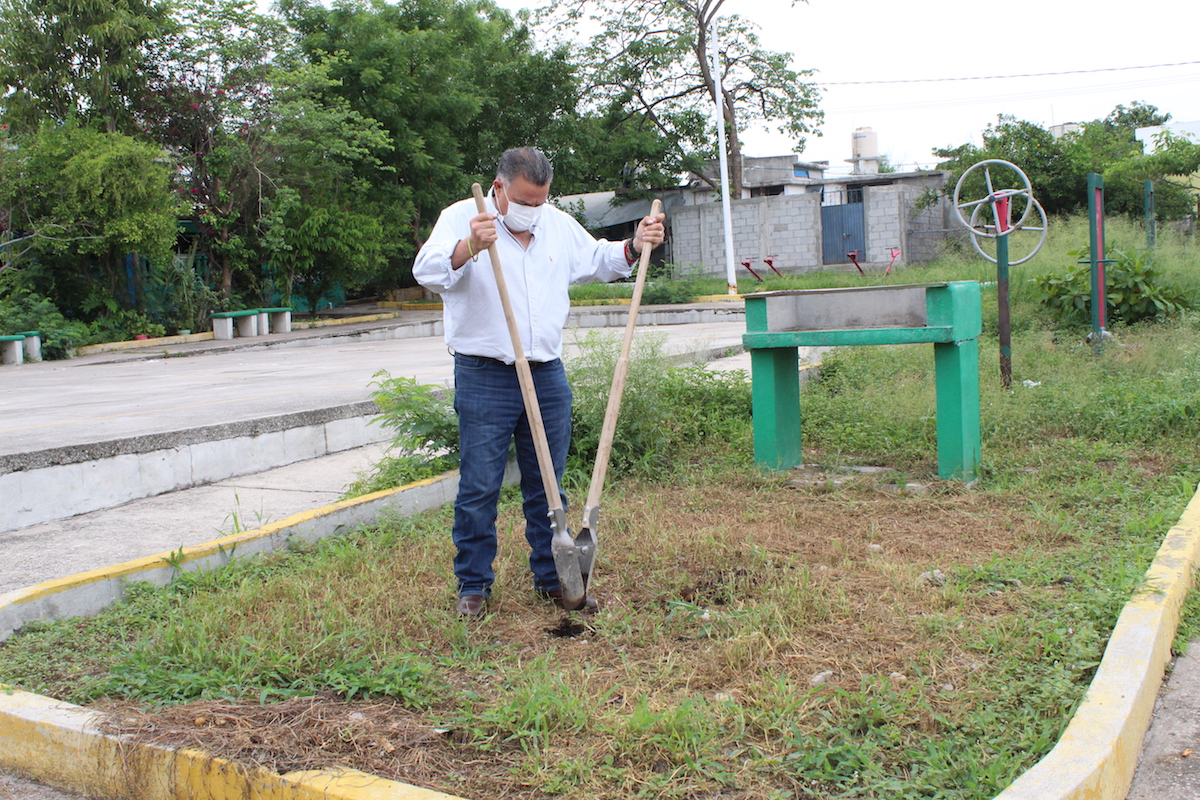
[0,688,463,799]
[994,482,1200,800]
[0,466,519,799]
[0,470,462,642]
[74,332,215,357]
[1,403,387,532]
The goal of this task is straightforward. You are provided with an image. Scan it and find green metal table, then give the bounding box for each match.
[742,281,983,481]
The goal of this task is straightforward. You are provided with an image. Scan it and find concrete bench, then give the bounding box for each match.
[742,281,982,481]
[258,307,292,335]
[0,332,41,365]
[211,308,292,340]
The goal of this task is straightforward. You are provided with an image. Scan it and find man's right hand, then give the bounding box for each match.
[453,211,498,269]
[469,211,498,253]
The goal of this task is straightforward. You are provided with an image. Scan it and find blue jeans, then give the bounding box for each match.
[451,353,571,597]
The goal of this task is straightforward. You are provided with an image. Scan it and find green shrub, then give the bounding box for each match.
[345,372,459,496]
[0,290,90,358]
[1030,246,1194,326]
[640,279,705,305]
[566,331,752,484]
[88,309,167,342]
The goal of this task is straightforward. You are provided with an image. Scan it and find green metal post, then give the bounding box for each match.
[1087,173,1107,348]
[1145,180,1156,249]
[749,347,802,469]
[933,339,981,481]
[927,282,983,481]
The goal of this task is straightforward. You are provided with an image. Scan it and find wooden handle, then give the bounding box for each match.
[583,198,663,521]
[471,183,563,512]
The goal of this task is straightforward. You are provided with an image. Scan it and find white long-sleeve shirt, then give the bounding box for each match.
[413,195,632,364]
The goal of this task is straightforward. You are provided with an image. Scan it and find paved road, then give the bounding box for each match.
[0,314,744,457]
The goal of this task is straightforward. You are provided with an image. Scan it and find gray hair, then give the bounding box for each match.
[496,147,554,187]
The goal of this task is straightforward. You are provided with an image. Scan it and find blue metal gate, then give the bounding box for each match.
[821,190,865,265]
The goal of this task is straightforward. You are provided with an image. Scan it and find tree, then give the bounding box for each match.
[0,125,181,313]
[281,0,580,254]
[256,59,392,311]
[934,105,1199,220]
[934,116,1082,216]
[0,0,175,133]
[138,0,295,301]
[543,0,822,197]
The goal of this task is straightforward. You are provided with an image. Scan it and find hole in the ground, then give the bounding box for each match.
[545,619,588,638]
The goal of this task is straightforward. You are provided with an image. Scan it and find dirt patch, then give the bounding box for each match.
[100,468,1054,799]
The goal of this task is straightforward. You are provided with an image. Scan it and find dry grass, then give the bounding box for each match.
[100,467,1063,799]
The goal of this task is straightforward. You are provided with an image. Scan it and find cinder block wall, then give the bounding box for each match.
[669,194,822,278]
[864,185,905,265]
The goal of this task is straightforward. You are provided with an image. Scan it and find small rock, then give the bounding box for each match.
[888,672,908,683]
[940,683,955,692]
[714,692,735,703]
[810,670,835,687]
[348,712,366,723]
[193,717,207,727]
[868,543,884,553]
[1002,578,1024,588]
[918,569,947,587]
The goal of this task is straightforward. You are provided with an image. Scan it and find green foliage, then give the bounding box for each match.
[0,0,175,132]
[160,246,220,333]
[0,125,181,273]
[281,0,575,244]
[935,104,1199,220]
[345,372,460,496]
[1030,246,1194,326]
[565,331,752,484]
[548,0,821,196]
[639,278,707,305]
[89,309,168,341]
[0,290,90,358]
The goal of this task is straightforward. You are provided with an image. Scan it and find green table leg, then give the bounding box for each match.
[750,347,802,470]
[933,338,981,481]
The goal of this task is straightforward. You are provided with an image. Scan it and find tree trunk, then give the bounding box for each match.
[725,89,743,199]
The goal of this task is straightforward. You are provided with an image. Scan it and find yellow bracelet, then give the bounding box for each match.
[465,238,478,261]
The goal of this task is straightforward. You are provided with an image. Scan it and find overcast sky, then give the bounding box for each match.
[492,0,1200,175]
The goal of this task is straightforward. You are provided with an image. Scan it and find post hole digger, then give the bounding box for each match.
[471,183,662,611]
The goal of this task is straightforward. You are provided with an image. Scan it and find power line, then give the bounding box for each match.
[819,60,1200,86]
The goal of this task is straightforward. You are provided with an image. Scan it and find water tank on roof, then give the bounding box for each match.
[851,127,878,160]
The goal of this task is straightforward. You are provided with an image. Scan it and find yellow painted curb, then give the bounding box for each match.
[75,331,214,356]
[693,293,746,303]
[291,312,401,329]
[0,687,464,799]
[994,483,1200,800]
[570,298,633,306]
[399,302,444,311]
[0,471,471,799]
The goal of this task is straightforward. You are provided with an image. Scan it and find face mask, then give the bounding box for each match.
[498,185,543,232]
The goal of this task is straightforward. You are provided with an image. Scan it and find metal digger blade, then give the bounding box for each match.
[549,508,588,610]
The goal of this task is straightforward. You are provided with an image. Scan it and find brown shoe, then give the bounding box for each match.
[539,589,599,612]
[455,594,486,616]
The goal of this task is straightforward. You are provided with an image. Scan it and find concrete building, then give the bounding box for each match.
[560,153,956,280]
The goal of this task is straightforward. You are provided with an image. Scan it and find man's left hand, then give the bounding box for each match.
[632,211,666,255]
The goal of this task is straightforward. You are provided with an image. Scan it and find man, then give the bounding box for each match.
[413,147,666,616]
